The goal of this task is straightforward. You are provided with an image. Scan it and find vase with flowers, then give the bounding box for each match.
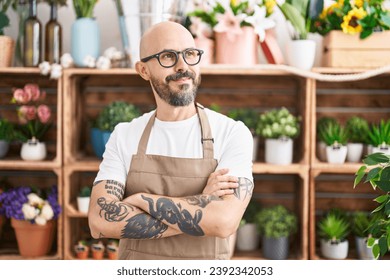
[187,0,276,65]
[71,0,100,67]
[0,185,61,257]
[11,83,52,161]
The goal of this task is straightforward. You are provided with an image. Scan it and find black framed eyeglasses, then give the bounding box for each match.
[140,48,204,68]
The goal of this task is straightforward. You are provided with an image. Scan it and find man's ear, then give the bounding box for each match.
[135,61,150,81]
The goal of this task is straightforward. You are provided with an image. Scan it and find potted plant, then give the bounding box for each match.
[91,101,141,158]
[91,240,105,260]
[345,116,370,162]
[0,0,15,67]
[317,209,350,259]
[354,152,390,259]
[318,121,348,164]
[74,240,89,259]
[0,117,14,158]
[367,119,390,155]
[256,107,300,165]
[106,239,119,260]
[255,205,298,259]
[316,116,337,162]
[77,186,91,214]
[0,185,61,257]
[11,83,52,161]
[227,108,259,161]
[236,200,261,251]
[278,0,323,69]
[351,211,376,259]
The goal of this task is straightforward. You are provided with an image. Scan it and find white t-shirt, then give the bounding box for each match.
[94,108,253,185]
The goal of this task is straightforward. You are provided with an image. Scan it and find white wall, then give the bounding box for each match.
[3,0,325,66]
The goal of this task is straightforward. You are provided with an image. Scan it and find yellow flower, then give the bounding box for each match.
[320,2,340,19]
[231,0,239,6]
[354,0,364,8]
[341,7,367,34]
[265,0,276,15]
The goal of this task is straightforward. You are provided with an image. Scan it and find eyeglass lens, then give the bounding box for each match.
[159,49,201,67]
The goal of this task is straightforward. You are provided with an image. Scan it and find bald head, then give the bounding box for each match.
[139,21,196,59]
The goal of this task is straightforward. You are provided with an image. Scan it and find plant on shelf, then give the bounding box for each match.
[255,205,297,259]
[91,101,141,158]
[316,116,337,161]
[317,208,350,259]
[354,152,390,259]
[318,121,348,164]
[236,200,262,251]
[91,240,105,260]
[0,185,61,257]
[0,117,15,158]
[311,0,390,39]
[107,239,119,260]
[72,0,98,18]
[345,116,370,162]
[367,119,390,155]
[256,107,300,165]
[77,186,91,214]
[74,239,89,259]
[351,211,379,259]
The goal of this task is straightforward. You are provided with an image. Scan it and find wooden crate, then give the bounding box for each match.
[322,31,390,68]
[0,168,63,259]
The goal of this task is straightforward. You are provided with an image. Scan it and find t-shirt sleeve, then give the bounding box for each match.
[94,125,127,185]
[216,121,253,183]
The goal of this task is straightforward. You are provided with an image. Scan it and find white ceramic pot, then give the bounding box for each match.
[355,236,375,260]
[347,143,364,163]
[265,138,293,165]
[326,145,347,164]
[0,140,10,158]
[372,145,390,155]
[20,139,47,161]
[77,197,90,214]
[236,223,260,251]
[253,136,259,162]
[285,39,316,70]
[320,239,349,259]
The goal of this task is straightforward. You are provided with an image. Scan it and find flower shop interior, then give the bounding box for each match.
[0,0,389,261]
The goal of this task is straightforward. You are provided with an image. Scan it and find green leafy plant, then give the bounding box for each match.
[0,0,13,35]
[95,101,141,132]
[43,0,66,5]
[0,118,14,142]
[79,186,91,197]
[354,152,390,259]
[227,108,258,135]
[345,116,370,144]
[318,121,348,146]
[256,107,300,139]
[318,209,350,242]
[255,205,298,238]
[367,119,390,147]
[317,116,337,142]
[351,211,371,237]
[72,0,98,19]
[278,0,324,39]
[311,0,390,39]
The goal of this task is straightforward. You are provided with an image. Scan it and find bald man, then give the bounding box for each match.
[88,21,254,260]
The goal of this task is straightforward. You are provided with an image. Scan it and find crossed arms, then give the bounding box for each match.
[88,168,253,240]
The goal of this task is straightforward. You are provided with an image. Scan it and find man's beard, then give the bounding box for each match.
[150,71,201,107]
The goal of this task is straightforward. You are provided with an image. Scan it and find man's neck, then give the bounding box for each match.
[155,102,197,121]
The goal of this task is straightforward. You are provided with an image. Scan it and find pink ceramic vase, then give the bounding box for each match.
[194,37,214,65]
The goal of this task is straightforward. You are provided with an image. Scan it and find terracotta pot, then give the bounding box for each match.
[194,37,214,65]
[215,26,258,65]
[92,249,104,260]
[0,35,15,67]
[107,251,118,260]
[11,218,55,257]
[74,244,89,259]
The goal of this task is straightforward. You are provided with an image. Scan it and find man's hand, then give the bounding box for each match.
[202,168,238,197]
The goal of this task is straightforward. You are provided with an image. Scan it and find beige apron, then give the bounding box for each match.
[118,103,230,259]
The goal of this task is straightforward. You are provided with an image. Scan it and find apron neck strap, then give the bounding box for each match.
[136,103,214,159]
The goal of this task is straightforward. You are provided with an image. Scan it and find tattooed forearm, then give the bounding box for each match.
[93,180,102,187]
[183,195,220,208]
[141,195,204,236]
[121,213,168,239]
[234,177,254,200]
[104,180,125,200]
[97,197,131,222]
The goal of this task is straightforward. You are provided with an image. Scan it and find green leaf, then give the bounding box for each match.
[381,167,390,181]
[378,236,387,256]
[385,201,390,216]
[365,167,381,182]
[365,153,390,164]
[374,194,389,204]
[367,237,376,247]
[375,180,390,192]
[381,13,390,28]
[387,232,390,250]
[354,165,367,187]
[372,244,380,259]
[279,3,306,38]
[372,203,385,213]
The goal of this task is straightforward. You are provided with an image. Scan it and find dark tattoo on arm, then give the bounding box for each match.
[121,213,168,239]
[104,180,125,200]
[93,180,102,187]
[141,195,204,236]
[97,197,130,222]
[183,195,221,208]
[234,177,254,200]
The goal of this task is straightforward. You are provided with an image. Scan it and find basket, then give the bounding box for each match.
[0,36,15,67]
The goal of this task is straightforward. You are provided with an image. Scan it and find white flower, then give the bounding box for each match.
[35,215,47,226]
[83,55,96,68]
[41,203,54,220]
[22,204,38,220]
[60,53,74,68]
[27,193,44,205]
[189,17,213,38]
[50,64,63,79]
[39,61,51,75]
[96,56,111,70]
[103,47,118,60]
[244,5,275,42]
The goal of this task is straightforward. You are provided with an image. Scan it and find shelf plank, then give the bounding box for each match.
[311,162,363,174]
[0,159,61,170]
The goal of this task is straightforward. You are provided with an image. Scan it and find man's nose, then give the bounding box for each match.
[173,53,188,72]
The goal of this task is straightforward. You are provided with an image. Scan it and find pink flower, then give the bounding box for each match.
[13,88,31,104]
[24,84,41,101]
[18,106,36,124]
[37,105,51,124]
[213,8,245,41]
